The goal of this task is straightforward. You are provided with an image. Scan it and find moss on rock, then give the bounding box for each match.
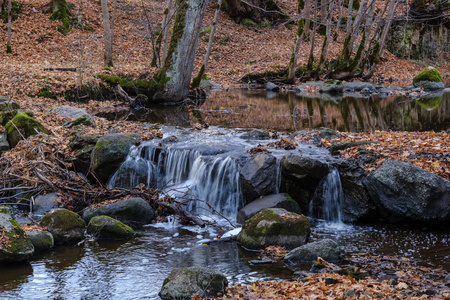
[87,215,134,240]
[5,112,49,148]
[0,212,34,263]
[40,209,86,244]
[27,230,54,253]
[413,67,444,84]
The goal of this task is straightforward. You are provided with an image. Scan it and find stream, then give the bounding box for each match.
[1,89,450,299]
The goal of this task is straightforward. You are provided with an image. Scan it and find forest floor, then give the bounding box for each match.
[0,0,450,299]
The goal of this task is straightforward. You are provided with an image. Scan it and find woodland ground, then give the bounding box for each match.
[0,0,450,299]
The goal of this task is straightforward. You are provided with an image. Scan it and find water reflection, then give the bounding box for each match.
[200,90,450,132]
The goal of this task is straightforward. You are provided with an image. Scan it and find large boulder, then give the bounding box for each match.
[51,105,94,128]
[284,239,343,264]
[40,209,86,244]
[0,210,34,263]
[69,134,101,174]
[237,193,301,224]
[239,153,278,203]
[280,155,330,213]
[33,193,59,215]
[413,67,445,91]
[363,159,450,223]
[0,132,10,155]
[5,112,48,148]
[27,230,54,253]
[82,197,155,227]
[237,208,310,250]
[159,266,228,300]
[91,133,141,184]
[87,216,134,240]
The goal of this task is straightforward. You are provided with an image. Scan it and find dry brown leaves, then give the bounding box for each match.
[267,137,298,150]
[260,246,287,260]
[322,131,450,179]
[0,230,12,250]
[21,224,47,232]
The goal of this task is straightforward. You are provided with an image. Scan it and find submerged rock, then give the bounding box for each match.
[239,153,278,203]
[0,211,34,263]
[27,230,54,253]
[266,82,279,92]
[40,209,86,244]
[320,80,343,95]
[284,239,342,264]
[363,159,450,223]
[237,193,301,224]
[159,266,228,300]
[82,197,155,228]
[87,216,134,240]
[237,208,310,250]
[91,133,141,184]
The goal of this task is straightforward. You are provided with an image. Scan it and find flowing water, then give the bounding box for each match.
[2,89,450,299]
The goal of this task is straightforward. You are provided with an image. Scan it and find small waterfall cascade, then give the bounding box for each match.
[108,143,242,219]
[321,168,344,223]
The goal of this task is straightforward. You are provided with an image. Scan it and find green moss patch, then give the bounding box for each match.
[87,216,134,240]
[413,67,444,83]
[5,112,49,148]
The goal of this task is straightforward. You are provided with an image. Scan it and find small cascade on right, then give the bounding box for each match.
[320,168,344,224]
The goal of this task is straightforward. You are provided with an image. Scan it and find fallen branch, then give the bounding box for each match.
[44,67,77,72]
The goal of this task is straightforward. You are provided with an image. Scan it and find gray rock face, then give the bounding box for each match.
[240,129,270,140]
[237,208,310,250]
[363,159,450,223]
[266,82,279,92]
[284,239,342,264]
[40,209,86,244]
[239,154,278,203]
[82,197,155,227]
[27,230,54,253]
[91,133,141,184]
[413,81,445,91]
[280,155,330,213]
[237,193,301,224]
[87,216,134,240]
[0,132,10,155]
[159,266,228,300]
[320,81,344,94]
[0,212,34,263]
[33,193,59,215]
[343,82,376,92]
[51,105,94,127]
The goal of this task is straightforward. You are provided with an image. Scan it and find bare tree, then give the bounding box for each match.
[101,0,113,67]
[6,0,11,53]
[161,0,174,63]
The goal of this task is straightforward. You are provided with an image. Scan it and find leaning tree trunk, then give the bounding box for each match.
[6,0,11,53]
[287,18,305,83]
[101,0,113,67]
[153,0,209,104]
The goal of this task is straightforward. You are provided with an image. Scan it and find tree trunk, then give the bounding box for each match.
[154,0,209,104]
[317,0,334,71]
[287,18,305,82]
[161,0,174,63]
[223,0,288,24]
[101,0,113,67]
[306,0,318,72]
[6,0,11,53]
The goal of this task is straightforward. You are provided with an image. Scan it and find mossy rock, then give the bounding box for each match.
[329,141,377,155]
[0,110,18,126]
[413,67,445,91]
[0,97,20,111]
[0,206,12,215]
[5,112,49,148]
[91,133,141,184]
[241,129,270,140]
[0,212,34,263]
[40,209,86,244]
[416,94,443,111]
[159,266,228,300]
[240,18,258,28]
[87,215,134,240]
[82,197,155,228]
[237,208,310,250]
[27,230,54,253]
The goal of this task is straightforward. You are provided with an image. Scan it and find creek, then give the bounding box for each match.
[1,89,450,299]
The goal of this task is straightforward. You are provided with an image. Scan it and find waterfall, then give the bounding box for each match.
[321,168,344,223]
[109,143,243,220]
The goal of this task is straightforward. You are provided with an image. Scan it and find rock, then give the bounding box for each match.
[40,209,86,244]
[82,197,155,227]
[94,106,129,121]
[0,96,20,111]
[413,67,445,91]
[415,92,444,111]
[343,82,375,92]
[319,80,343,94]
[72,146,95,175]
[108,158,150,189]
[360,87,372,95]
[240,129,270,140]
[284,239,342,264]
[343,289,360,300]
[280,155,330,213]
[27,230,54,253]
[91,133,141,184]
[51,105,94,127]
[266,82,279,92]
[311,127,340,144]
[249,259,276,265]
[0,132,10,155]
[0,212,34,263]
[237,208,310,250]
[363,159,450,223]
[445,274,450,283]
[33,193,59,215]
[69,134,102,150]
[329,141,376,155]
[159,266,228,300]
[237,193,301,224]
[239,153,278,203]
[200,80,222,89]
[87,216,134,240]
[5,112,49,148]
